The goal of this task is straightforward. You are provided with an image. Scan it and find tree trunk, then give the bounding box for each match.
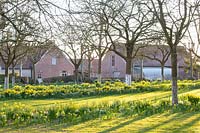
[4,66,9,89]
[74,66,79,84]
[88,59,91,81]
[32,64,36,84]
[125,58,132,85]
[189,50,193,79]
[171,48,178,105]
[97,56,102,83]
[11,66,15,87]
[161,63,165,82]
[19,62,23,77]
[80,63,83,82]
[140,57,144,80]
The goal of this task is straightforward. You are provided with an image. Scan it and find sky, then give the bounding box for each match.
[47,0,200,56]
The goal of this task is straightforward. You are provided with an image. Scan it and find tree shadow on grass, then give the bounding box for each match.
[138,112,193,133]
[98,112,195,133]
[174,113,200,132]
[98,113,179,133]
[0,112,160,133]
[1,112,199,133]
[98,115,149,133]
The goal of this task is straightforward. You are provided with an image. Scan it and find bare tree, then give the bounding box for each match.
[84,43,96,81]
[78,0,110,83]
[94,18,109,83]
[0,32,31,89]
[0,0,46,88]
[182,41,196,79]
[58,20,88,83]
[147,0,199,105]
[100,0,154,85]
[186,7,200,79]
[28,43,49,84]
[11,54,27,87]
[141,41,170,82]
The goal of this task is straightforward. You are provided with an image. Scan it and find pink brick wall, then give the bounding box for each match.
[35,50,74,79]
[34,48,188,80]
[101,51,126,78]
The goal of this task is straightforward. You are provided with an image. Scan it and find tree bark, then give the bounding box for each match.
[161,63,165,82]
[171,48,178,105]
[189,50,193,79]
[140,57,144,80]
[126,58,132,85]
[19,62,23,77]
[97,56,102,83]
[4,66,9,89]
[74,66,79,84]
[88,59,91,81]
[11,66,15,87]
[32,64,36,84]
[80,62,83,82]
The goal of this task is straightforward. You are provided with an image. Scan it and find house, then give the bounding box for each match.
[76,59,100,79]
[0,44,192,82]
[101,51,126,79]
[0,59,32,78]
[61,45,190,81]
[100,45,189,80]
[35,48,74,80]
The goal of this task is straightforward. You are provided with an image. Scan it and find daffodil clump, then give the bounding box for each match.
[1,96,200,127]
[0,80,200,99]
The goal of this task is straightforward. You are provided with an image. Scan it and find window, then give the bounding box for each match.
[51,57,57,65]
[61,71,67,77]
[111,55,115,66]
[38,73,42,78]
[113,71,120,78]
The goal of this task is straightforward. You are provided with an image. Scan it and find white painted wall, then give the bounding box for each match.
[134,67,171,80]
[0,69,32,77]
[21,70,32,77]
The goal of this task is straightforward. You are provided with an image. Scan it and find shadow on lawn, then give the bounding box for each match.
[98,113,180,133]
[98,115,151,133]
[1,89,200,133]
[1,112,199,133]
[138,113,194,133]
[99,112,199,133]
[2,91,180,108]
[0,91,170,108]
[174,113,200,132]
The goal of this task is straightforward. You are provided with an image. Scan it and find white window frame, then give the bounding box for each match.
[51,57,57,65]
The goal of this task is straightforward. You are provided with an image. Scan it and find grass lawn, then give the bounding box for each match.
[1,112,199,133]
[0,89,200,133]
[1,89,200,108]
[0,91,172,108]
